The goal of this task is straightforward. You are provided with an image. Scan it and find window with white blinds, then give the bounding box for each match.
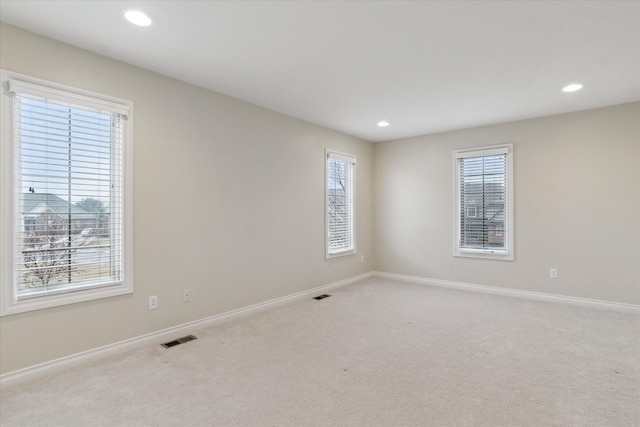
[1,70,133,315]
[454,144,513,260]
[326,150,356,258]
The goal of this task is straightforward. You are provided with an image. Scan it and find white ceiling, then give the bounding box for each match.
[1,1,639,142]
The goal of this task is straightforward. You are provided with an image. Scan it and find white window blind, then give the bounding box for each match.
[326,150,356,257]
[1,70,133,314]
[454,144,513,260]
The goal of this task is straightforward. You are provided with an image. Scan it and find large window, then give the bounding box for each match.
[326,150,356,258]
[454,144,513,260]
[1,70,133,315]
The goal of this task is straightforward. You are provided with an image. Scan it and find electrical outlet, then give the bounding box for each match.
[549,268,558,279]
[183,288,191,302]
[360,255,365,263]
[149,295,158,310]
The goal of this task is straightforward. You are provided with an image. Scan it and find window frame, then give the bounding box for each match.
[325,149,356,259]
[453,144,513,261]
[0,69,134,316]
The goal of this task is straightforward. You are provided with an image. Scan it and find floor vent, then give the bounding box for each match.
[161,335,197,348]
[313,294,331,300]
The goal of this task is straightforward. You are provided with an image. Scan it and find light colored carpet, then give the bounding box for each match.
[1,277,639,426]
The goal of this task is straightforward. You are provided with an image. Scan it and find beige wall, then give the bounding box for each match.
[374,102,640,305]
[0,23,374,374]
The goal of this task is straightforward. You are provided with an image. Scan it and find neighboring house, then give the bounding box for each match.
[461,182,506,247]
[22,193,97,236]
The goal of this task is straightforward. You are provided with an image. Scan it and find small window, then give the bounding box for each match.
[326,150,356,258]
[454,144,513,260]
[466,206,477,218]
[1,70,133,315]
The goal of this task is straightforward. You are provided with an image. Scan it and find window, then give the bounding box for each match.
[326,150,356,258]
[1,70,133,315]
[454,144,513,260]
[466,206,477,218]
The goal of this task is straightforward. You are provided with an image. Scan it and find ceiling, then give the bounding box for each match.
[1,1,639,142]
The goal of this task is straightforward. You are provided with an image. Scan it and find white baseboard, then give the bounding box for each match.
[373,271,640,314]
[0,272,373,391]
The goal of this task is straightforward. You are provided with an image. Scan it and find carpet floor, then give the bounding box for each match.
[1,277,638,426]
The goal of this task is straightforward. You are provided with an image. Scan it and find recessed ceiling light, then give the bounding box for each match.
[124,10,152,27]
[562,83,583,93]
[377,121,390,127]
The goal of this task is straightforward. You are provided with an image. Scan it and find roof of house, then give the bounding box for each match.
[22,193,92,217]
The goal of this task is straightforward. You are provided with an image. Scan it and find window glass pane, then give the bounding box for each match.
[326,152,355,256]
[15,95,122,299]
[458,151,509,253]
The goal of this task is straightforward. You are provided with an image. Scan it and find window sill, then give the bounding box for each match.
[0,283,133,316]
[455,249,513,261]
[326,249,356,259]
